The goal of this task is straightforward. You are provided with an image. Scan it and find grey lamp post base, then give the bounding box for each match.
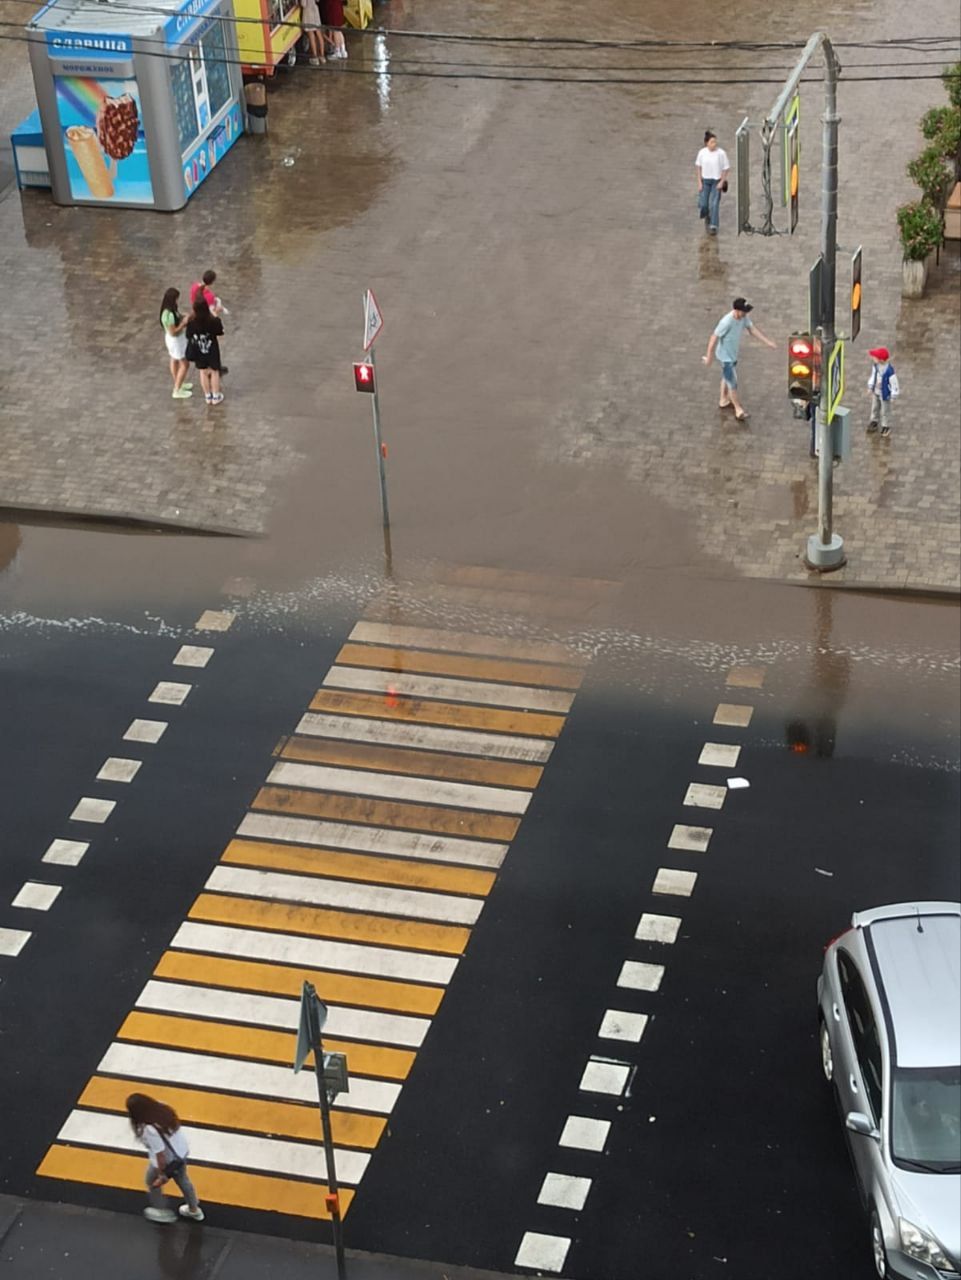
[805,533,846,571]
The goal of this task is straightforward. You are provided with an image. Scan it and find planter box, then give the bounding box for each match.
[902,257,929,298]
[946,181,961,241]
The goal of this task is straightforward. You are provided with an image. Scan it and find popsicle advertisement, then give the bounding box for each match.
[54,73,154,204]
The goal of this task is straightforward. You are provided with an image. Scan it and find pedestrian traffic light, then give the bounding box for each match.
[788,120,800,234]
[851,246,862,342]
[353,361,376,393]
[788,332,820,403]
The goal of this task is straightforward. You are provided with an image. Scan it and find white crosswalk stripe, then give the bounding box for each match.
[323,665,574,713]
[349,621,580,665]
[170,921,460,985]
[135,980,430,1047]
[58,1110,371,1184]
[266,760,531,815]
[295,711,553,762]
[204,864,484,926]
[237,812,508,869]
[97,1042,401,1112]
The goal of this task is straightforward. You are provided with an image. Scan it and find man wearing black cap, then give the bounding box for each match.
[702,297,777,421]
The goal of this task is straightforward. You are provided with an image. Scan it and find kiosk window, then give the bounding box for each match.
[170,57,199,153]
[201,23,230,119]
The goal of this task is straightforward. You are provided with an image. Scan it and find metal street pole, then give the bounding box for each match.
[308,992,347,1280]
[762,31,845,570]
[368,347,393,572]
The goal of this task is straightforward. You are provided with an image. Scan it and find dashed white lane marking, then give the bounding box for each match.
[617,960,664,992]
[171,921,459,986]
[558,1116,610,1152]
[668,823,712,853]
[599,1009,648,1042]
[266,760,531,816]
[96,757,142,784]
[653,867,698,897]
[149,681,192,706]
[725,665,766,688]
[296,712,554,764]
[514,1230,571,1273]
[684,782,726,810]
[11,882,62,911]
[69,797,116,824]
[42,839,89,867]
[351,621,579,666]
[323,666,575,714]
[237,812,508,870]
[174,645,214,668]
[0,927,32,956]
[698,742,741,768]
[537,1172,591,1211]
[135,980,430,1048]
[579,1057,630,1095]
[123,718,168,744]
[195,609,235,631]
[205,864,484,927]
[98,1042,401,1112]
[635,912,681,944]
[58,1111,370,1185]
[714,702,754,727]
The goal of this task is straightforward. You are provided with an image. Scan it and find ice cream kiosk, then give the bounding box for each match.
[27,0,245,210]
[233,0,301,73]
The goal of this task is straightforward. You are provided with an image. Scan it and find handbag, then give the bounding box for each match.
[720,179,729,193]
[159,1130,186,1181]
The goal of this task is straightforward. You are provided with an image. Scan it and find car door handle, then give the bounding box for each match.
[849,1074,859,1094]
[832,1003,841,1022]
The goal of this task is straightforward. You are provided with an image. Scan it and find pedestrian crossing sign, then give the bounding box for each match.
[826,339,844,424]
[363,288,384,351]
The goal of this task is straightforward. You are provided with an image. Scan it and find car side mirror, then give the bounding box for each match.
[846,1112,880,1141]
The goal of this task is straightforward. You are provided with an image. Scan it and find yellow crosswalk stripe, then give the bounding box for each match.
[77,1076,386,1148]
[222,838,496,898]
[153,950,444,1015]
[188,892,469,955]
[253,785,521,843]
[116,1011,415,1080]
[334,643,584,691]
[309,689,565,738]
[279,735,544,790]
[37,1146,354,1219]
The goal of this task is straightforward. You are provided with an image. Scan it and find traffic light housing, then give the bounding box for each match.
[788,120,799,234]
[851,246,862,342]
[353,361,376,393]
[788,332,821,404]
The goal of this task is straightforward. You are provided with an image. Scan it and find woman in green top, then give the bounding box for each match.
[160,287,193,399]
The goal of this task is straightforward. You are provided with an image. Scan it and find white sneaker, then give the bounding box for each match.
[179,1204,205,1222]
[144,1207,177,1224]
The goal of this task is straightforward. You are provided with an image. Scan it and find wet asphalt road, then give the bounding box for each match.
[0,568,957,1280]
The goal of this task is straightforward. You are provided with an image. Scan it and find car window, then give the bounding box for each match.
[892,1067,961,1169]
[837,950,885,1119]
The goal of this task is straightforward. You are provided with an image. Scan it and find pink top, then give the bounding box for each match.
[190,282,217,308]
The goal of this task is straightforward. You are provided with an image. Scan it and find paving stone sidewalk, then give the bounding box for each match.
[0,0,958,591]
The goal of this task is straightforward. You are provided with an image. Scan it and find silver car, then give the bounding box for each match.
[818,901,961,1279]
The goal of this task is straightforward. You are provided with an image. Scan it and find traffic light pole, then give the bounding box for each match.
[368,347,393,571]
[764,32,846,570]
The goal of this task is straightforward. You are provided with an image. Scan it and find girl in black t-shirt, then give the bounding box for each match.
[185,296,225,405]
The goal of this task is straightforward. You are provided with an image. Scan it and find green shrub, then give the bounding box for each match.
[943,61,961,110]
[907,145,955,205]
[897,200,945,261]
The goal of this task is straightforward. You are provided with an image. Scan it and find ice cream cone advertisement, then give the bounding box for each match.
[55,76,153,204]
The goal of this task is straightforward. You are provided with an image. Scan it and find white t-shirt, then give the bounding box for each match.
[142,1124,189,1162]
[695,146,730,180]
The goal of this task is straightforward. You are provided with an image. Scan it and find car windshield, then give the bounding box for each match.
[891,1067,961,1170]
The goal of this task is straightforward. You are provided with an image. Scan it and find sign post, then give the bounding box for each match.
[358,289,391,565]
[295,982,349,1280]
[736,117,750,235]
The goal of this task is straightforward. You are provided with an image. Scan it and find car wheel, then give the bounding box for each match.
[819,1018,834,1083]
[871,1211,889,1279]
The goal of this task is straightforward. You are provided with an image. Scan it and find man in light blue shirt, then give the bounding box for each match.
[702,296,777,420]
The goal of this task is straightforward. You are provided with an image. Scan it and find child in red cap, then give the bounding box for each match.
[866,346,899,438]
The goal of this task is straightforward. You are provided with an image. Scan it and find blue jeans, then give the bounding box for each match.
[698,179,721,229]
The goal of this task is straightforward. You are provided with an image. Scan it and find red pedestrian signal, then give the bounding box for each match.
[788,332,821,403]
[353,361,376,393]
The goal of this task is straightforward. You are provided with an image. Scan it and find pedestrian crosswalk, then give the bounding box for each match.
[38,618,585,1221]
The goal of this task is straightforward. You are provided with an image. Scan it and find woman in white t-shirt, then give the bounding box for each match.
[126,1092,205,1224]
[695,130,731,235]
